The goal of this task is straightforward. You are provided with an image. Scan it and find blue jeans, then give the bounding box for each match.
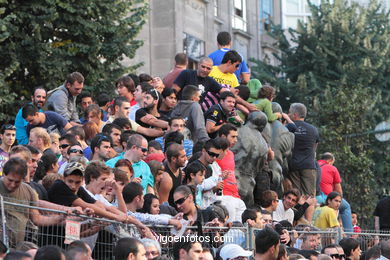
[316,193,353,232]
[339,198,353,232]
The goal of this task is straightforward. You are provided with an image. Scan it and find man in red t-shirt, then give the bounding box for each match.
[163,53,188,88]
[317,152,353,232]
[216,123,247,222]
[318,152,342,196]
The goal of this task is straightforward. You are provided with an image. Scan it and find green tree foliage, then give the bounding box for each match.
[0,0,147,122]
[0,0,18,121]
[251,0,390,227]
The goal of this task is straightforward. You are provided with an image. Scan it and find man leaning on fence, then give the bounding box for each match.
[0,157,65,247]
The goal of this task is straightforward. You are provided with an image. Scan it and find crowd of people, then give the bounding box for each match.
[0,31,389,260]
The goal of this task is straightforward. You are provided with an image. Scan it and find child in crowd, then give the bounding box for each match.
[184,162,218,209]
[139,193,161,215]
[253,85,282,122]
[351,211,361,238]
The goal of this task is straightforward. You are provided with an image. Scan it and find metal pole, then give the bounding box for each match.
[248,225,254,250]
[337,227,343,243]
[0,196,9,247]
[244,223,250,249]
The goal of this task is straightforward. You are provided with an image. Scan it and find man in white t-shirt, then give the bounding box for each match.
[273,189,300,224]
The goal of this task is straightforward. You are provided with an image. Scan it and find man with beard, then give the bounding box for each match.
[77,91,94,124]
[15,87,47,145]
[90,134,113,162]
[135,88,169,140]
[158,143,187,205]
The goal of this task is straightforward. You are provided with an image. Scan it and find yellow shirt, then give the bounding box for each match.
[209,66,239,89]
[313,206,339,229]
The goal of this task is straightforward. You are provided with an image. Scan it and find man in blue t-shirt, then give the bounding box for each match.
[208,31,250,84]
[15,87,47,145]
[22,104,72,136]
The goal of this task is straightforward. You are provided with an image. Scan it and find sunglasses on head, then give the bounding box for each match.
[2,124,16,131]
[330,254,345,259]
[96,134,109,144]
[69,149,84,155]
[147,88,160,101]
[206,150,220,158]
[59,144,70,149]
[174,195,188,206]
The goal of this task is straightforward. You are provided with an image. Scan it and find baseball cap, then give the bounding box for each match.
[220,244,253,260]
[63,162,85,177]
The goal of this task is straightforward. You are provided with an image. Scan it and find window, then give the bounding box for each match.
[183,33,205,69]
[261,0,273,32]
[282,0,320,29]
[232,0,247,31]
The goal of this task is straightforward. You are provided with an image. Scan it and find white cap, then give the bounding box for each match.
[220,244,253,260]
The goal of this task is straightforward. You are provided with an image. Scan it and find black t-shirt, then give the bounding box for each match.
[158,109,172,120]
[135,108,169,126]
[204,104,232,139]
[135,108,168,141]
[374,196,390,231]
[48,179,96,207]
[28,181,48,201]
[174,70,221,102]
[135,108,150,128]
[290,120,319,170]
[164,161,183,207]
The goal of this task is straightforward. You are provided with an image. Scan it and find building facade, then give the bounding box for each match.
[127,0,390,78]
[128,0,282,78]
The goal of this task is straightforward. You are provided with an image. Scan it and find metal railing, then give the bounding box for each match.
[1,195,389,259]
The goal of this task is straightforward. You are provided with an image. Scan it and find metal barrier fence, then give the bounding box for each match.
[1,196,390,259]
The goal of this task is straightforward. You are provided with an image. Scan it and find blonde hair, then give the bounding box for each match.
[30,127,51,148]
[50,132,60,144]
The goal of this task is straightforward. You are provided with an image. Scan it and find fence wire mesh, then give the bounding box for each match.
[0,195,389,259]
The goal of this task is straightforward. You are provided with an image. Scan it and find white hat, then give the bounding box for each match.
[220,244,253,260]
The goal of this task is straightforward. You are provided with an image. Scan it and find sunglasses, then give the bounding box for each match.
[174,195,188,206]
[330,254,346,259]
[206,150,220,158]
[69,149,84,155]
[235,63,240,68]
[59,144,70,149]
[201,65,212,70]
[137,146,148,153]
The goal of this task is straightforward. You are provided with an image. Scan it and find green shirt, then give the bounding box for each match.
[253,98,279,122]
